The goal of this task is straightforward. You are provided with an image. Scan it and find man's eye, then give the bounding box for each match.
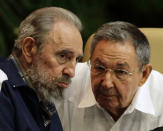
[95,65,105,72]
[115,69,128,75]
[59,54,66,59]
[56,54,68,64]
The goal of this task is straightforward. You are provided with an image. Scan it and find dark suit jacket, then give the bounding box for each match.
[0,58,63,131]
[0,56,5,62]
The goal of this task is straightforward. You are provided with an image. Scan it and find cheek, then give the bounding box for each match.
[41,55,57,68]
[91,75,101,92]
[118,84,130,103]
[119,79,139,106]
[47,66,64,79]
[39,48,58,68]
[38,57,63,79]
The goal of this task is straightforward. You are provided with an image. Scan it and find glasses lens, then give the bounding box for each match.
[91,64,132,80]
[114,69,129,80]
[91,64,105,75]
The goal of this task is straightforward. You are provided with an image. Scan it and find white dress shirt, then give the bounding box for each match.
[56,62,163,131]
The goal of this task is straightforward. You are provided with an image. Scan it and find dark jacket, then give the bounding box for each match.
[0,58,63,131]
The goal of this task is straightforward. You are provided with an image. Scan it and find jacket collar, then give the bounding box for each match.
[0,57,27,87]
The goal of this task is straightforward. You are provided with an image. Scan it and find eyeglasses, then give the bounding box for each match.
[90,63,133,81]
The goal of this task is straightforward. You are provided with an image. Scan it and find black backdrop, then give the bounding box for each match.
[0,0,163,56]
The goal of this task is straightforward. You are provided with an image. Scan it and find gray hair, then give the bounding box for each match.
[91,21,150,70]
[13,7,82,57]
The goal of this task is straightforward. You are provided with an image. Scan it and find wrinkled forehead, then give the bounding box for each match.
[92,58,130,68]
[90,40,138,69]
[40,21,83,57]
[50,21,82,45]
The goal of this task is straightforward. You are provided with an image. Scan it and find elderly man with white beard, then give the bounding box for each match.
[0,7,83,131]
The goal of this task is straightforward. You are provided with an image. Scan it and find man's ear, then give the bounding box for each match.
[22,37,38,64]
[138,64,152,87]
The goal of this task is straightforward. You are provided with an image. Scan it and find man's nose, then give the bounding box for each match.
[63,60,76,78]
[101,71,114,89]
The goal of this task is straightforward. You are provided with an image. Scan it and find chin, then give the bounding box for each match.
[35,85,64,104]
[97,97,119,110]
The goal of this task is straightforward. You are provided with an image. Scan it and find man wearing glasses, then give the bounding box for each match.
[67,21,163,131]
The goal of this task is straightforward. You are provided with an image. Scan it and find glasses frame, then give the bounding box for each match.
[89,62,133,81]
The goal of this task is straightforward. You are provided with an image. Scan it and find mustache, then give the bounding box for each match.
[94,84,119,96]
[54,75,72,85]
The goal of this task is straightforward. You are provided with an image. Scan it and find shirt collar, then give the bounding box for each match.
[78,78,96,108]
[77,71,155,116]
[128,74,155,115]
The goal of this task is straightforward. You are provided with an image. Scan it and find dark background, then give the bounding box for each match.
[0,0,163,57]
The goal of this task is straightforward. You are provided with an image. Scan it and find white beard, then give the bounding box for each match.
[26,61,71,104]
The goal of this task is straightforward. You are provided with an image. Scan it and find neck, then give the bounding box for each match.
[106,107,126,121]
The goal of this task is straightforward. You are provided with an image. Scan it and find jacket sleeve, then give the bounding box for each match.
[0,92,15,131]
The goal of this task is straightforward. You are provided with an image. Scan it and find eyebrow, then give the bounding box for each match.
[92,58,130,69]
[56,49,74,55]
[56,49,83,61]
[93,58,105,65]
[116,62,130,69]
